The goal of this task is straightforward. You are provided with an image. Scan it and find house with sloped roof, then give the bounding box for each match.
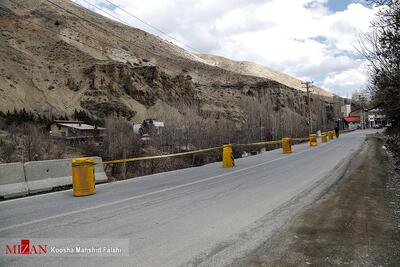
[50,120,105,139]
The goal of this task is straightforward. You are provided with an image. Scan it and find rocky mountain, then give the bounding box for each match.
[196,54,333,98]
[0,0,342,132]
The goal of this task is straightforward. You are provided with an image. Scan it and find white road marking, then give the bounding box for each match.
[0,148,319,233]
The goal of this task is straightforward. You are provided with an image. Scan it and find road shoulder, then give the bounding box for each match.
[236,135,400,266]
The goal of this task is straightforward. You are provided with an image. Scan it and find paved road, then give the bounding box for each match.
[0,130,375,266]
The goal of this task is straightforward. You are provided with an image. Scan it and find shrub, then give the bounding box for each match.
[386,134,400,167]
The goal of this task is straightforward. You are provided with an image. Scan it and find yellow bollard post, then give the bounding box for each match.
[321,133,327,143]
[222,144,235,168]
[282,137,292,154]
[329,130,335,140]
[309,134,318,147]
[72,158,96,197]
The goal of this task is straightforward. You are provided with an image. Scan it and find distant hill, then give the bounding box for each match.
[197,54,333,97]
[0,0,340,131]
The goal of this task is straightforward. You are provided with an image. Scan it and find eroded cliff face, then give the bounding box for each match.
[79,64,197,119]
[0,0,342,132]
[78,62,339,131]
[195,79,340,133]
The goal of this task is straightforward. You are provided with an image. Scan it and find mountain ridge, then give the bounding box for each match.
[0,0,341,132]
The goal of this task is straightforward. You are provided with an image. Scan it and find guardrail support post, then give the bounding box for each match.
[321,133,327,143]
[329,130,335,140]
[309,134,318,147]
[222,144,235,168]
[282,137,292,154]
[72,158,96,197]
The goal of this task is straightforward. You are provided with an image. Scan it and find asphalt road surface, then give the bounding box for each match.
[0,130,376,267]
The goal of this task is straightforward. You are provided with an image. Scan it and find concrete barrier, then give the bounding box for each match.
[24,157,108,194]
[92,157,108,184]
[0,162,28,199]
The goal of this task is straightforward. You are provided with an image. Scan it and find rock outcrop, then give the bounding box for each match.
[0,0,342,130]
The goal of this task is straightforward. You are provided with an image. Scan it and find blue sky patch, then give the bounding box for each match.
[327,0,353,11]
[311,35,328,44]
[98,2,117,11]
[327,0,368,12]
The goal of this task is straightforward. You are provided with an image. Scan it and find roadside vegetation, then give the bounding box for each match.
[361,0,400,165]
[0,109,95,163]
[0,100,324,180]
[386,135,400,168]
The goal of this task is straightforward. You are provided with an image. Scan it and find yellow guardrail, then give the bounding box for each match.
[104,131,336,166]
[104,140,284,165]
[292,137,310,142]
[103,146,222,165]
[233,140,282,148]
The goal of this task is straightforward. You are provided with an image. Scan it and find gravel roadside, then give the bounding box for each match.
[235,135,400,267]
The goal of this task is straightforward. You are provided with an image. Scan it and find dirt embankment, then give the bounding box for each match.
[237,135,400,266]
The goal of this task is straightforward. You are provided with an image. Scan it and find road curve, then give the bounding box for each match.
[0,130,375,267]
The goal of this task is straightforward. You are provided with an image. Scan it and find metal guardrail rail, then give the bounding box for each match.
[103,130,338,165]
[103,137,309,165]
[292,137,310,142]
[233,140,283,148]
[103,146,223,164]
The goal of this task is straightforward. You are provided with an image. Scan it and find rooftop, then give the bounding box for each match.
[56,122,105,131]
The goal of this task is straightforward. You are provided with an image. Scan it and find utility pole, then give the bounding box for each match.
[359,93,367,130]
[302,81,314,134]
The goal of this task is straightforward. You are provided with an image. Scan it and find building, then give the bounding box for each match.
[349,107,368,129]
[340,104,351,118]
[132,119,164,135]
[352,91,362,102]
[343,116,361,130]
[50,120,105,139]
[367,109,387,128]
[346,107,388,129]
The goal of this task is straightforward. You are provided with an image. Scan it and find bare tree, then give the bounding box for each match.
[19,123,45,162]
[103,116,140,179]
[359,1,400,128]
[0,140,16,163]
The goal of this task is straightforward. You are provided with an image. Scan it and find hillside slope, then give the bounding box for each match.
[197,54,333,97]
[0,0,341,134]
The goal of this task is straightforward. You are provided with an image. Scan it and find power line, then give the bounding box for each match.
[4,0,131,58]
[45,0,157,56]
[100,0,203,54]
[0,2,108,58]
[78,0,132,27]
[2,0,209,95]
[302,81,314,133]
[2,0,195,80]
[44,0,193,69]
[78,0,186,54]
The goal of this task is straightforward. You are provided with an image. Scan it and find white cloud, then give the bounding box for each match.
[73,0,376,97]
[322,61,370,98]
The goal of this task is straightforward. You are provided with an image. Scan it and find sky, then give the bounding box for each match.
[73,0,377,98]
